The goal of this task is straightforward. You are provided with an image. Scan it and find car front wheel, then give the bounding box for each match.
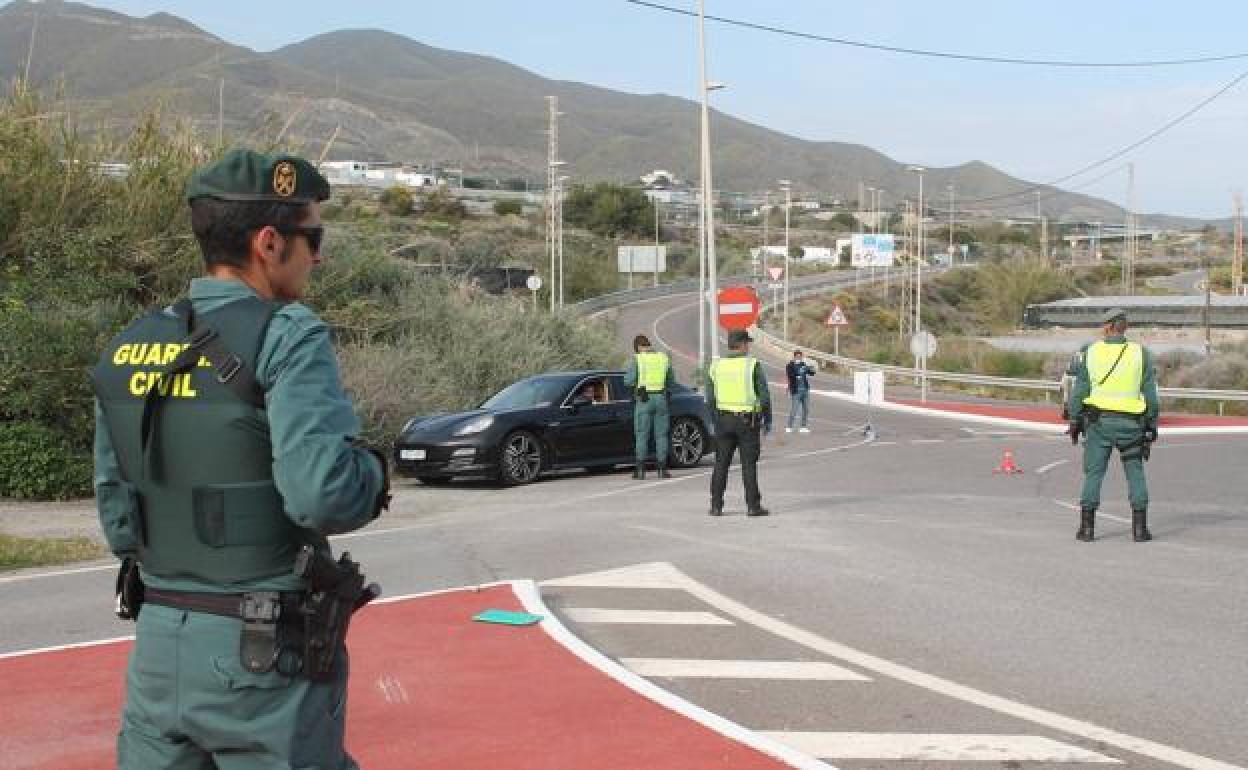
[498,430,543,485]
[669,417,706,468]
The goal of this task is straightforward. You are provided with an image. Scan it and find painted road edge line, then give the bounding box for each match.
[514,580,838,770]
[661,563,1243,770]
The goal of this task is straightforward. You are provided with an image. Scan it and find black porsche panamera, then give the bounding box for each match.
[392,370,714,485]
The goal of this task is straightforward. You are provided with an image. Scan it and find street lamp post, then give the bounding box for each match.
[907,165,927,401]
[696,0,724,366]
[547,160,565,311]
[557,174,569,307]
[947,183,955,264]
[653,195,661,287]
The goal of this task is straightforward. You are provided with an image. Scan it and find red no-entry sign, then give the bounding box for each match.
[716,285,761,330]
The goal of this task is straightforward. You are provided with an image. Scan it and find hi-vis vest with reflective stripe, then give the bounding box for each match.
[91,297,318,583]
[635,351,670,392]
[1083,340,1146,415]
[709,356,760,413]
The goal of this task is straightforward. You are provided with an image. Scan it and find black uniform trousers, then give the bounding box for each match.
[710,411,762,510]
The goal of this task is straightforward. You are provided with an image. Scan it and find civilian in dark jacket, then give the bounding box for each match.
[785,350,816,433]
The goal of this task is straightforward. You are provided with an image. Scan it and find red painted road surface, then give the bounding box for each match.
[890,398,1248,428]
[0,584,800,770]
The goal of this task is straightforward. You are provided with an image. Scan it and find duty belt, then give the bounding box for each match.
[145,588,301,620]
[717,409,758,417]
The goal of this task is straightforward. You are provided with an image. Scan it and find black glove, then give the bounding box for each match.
[365,447,391,518]
[1142,422,1158,444]
[1067,420,1082,445]
[114,557,144,620]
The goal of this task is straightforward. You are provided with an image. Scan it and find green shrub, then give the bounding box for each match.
[493,200,522,216]
[0,422,93,500]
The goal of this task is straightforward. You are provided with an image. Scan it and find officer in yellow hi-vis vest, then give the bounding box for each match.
[624,334,677,479]
[706,329,772,516]
[1067,307,1159,542]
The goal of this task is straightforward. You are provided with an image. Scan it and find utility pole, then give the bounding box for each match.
[908,166,927,401]
[1124,162,1135,293]
[1203,241,1212,356]
[23,11,38,85]
[1234,191,1244,296]
[217,77,225,147]
[544,96,562,312]
[947,183,955,264]
[761,190,770,281]
[780,180,792,340]
[557,174,569,307]
[696,0,723,364]
[654,196,661,287]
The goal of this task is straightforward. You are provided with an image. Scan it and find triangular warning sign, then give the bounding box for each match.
[768,266,784,281]
[826,304,849,326]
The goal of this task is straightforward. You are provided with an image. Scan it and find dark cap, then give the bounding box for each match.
[727,329,753,347]
[1100,307,1127,324]
[186,148,330,204]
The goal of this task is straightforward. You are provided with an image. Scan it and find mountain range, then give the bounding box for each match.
[0,0,1215,227]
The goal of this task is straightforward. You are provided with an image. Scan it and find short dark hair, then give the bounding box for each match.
[633,334,651,352]
[189,198,310,269]
[793,350,803,356]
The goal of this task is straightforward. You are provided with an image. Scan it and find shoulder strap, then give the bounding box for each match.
[139,298,273,479]
[1094,342,1131,387]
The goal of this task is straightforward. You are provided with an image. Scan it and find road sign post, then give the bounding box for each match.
[716,285,761,332]
[825,303,849,357]
[526,274,543,311]
[909,330,937,402]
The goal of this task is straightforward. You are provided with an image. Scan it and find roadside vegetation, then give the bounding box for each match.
[0,534,105,572]
[0,85,620,500]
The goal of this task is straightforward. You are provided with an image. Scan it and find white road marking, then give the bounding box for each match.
[515,581,836,770]
[1036,459,1071,474]
[0,563,114,584]
[548,563,1241,770]
[0,634,134,659]
[621,658,870,681]
[764,732,1120,763]
[911,438,944,444]
[1052,500,1130,524]
[872,440,898,446]
[563,608,733,625]
[960,427,1024,437]
[375,674,410,704]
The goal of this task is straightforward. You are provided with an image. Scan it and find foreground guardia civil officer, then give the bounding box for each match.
[706,329,772,516]
[1066,307,1158,542]
[623,333,676,479]
[92,149,389,768]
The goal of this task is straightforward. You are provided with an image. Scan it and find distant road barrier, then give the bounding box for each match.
[574,266,1248,409]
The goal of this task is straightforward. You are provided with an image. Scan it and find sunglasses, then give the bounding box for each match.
[276,225,324,255]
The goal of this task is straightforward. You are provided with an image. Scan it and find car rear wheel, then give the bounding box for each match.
[499,430,543,485]
[669,417,706,468]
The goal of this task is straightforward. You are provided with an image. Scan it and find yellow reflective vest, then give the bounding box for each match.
[635,351,670,393]
[709,356,760,413]
[1083,340,1146,414]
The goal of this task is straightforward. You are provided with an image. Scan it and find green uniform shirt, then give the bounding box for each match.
[1067,334,1159,422]
[94,277,385,593]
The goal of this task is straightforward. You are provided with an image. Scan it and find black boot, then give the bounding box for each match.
[1076,508,1095,541]
[632,465,645,480]
[657,466,671,479]
[1132,509,1153,542]
[708,504,723,516]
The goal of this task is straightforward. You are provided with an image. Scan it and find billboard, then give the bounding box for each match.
[617,245,667,273]
[850,233,896,267]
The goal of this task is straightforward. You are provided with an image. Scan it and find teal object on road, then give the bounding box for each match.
[474,609,544,626]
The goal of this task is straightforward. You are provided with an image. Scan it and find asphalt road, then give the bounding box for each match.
[2,290,1245,769]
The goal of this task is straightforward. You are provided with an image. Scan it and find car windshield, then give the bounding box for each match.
[481,377,573,410]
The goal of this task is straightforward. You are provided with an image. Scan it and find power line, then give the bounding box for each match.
[624,0,1248,68]
[960,68,1248,205]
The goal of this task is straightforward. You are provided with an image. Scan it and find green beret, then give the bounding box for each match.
[1100,307,1127,324]
[186,148,330,204]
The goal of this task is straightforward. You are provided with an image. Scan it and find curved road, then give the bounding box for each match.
[2,290,1245,769]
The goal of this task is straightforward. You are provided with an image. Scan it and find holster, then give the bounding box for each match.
[114,557,145,620]
[1085,405,1102,424]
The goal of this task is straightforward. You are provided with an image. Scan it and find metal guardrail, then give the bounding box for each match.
[573,264,1248,405]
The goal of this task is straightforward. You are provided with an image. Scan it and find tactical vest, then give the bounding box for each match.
[92,297,311,583]
[635,351,670,393]
[709,356,760,412]
[1083,340,1146,415]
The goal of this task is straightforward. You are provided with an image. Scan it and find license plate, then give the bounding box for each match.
[399,449,427,461]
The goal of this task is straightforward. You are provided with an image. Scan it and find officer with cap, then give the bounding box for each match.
[1066,307,1159,542]
[705,329,772,516]
[92,148,389,768]
[623,333,676,479]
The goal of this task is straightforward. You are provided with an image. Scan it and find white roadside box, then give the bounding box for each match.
[853,371,884,405]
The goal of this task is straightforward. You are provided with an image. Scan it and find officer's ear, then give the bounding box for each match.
[252,225,284,266]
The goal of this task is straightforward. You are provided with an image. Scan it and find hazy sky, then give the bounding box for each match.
[30,0,1248,218]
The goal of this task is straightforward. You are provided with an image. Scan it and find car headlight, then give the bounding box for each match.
[452,415,494,436]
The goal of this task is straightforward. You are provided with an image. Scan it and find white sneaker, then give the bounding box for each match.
[785,427,793,433]
[799,427,811,433]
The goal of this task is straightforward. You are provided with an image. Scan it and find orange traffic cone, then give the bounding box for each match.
[993,447,1024,475]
